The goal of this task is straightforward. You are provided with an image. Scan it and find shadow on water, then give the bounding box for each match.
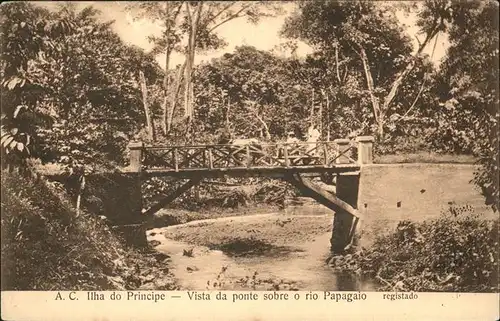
[332,272,377,291]
[210,237,305,258]
[210,237,377,291]
[308,254,377,291]
[151,212,380,291]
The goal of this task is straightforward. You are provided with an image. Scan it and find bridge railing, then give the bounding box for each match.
[127,136,374,172]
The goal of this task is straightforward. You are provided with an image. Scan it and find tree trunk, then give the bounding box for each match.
[139,70,155,141]
[325,89,331,141]
[183,46,192,119]
[161,2,171,136]
[183,2,203,121]
[257,115,271,140]
[167,61,186,133]
[355,24,441,140]
[76,175,85,217]
[377,28,438,139]
[247,103,271,140]
[309,88,315,126]
[319,91,323,136]
[377,116,384,140]
[358,47,382,135]
[225,92,231,127]
[161,1,184,135]
[335,43,341,83]
[162,50,171,136]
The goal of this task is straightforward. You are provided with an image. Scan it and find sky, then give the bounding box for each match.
[38,1,450,70]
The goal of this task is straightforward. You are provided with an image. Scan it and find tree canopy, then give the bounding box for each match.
[1,1,497,210]
[432,0,499,210]
[281,1,438,141]
[1,2,164,171]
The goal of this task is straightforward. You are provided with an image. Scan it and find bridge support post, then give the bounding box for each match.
[356,136,374,165]
[142,178,202,216]
[285,173,360,254]
[331,173,360,254]
[334,139,351,164]
[111,173,146,248]
[128,141,144,172]
[106,142,146,248]
[329,136,373,253]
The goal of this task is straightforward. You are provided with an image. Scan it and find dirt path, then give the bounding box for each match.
[147,213,374,291]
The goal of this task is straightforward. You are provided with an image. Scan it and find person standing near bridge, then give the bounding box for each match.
[306,125,321,155]
[277,131,300,159]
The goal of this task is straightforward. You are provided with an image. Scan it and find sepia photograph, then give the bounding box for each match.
[1,0,498,300]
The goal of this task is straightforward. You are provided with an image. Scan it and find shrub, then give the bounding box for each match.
[142,176,294,211]
[330,206,499,292]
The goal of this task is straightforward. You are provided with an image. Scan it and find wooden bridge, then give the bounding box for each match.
[126,137,374,177]
[124,136,375,254]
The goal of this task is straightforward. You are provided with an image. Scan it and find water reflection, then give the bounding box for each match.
[334,272,376,291]
[309,260,376,291]
[230,248,378,291]
[153,213,380,291]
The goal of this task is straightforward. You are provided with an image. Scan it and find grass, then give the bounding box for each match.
[374,152,476,164]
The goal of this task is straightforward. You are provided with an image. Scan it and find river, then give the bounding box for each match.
[147,213,377,291]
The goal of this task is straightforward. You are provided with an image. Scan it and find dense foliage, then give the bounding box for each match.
[194,46,306,140]
[0,169,177,290]
[1,3,163,172]
[330,207,499,292]
[2,2,497,209]
[281,1,437,142]
[431,1,499,210]
[1,3,74,165]
[0,1,498,292]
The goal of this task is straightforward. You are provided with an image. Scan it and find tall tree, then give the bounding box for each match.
[282,0,445,139]
[128,1,283,134]
[1,2,76,165]
[1,3,163,170]
[194,46,287,139]
[432,1,499,210]
[127,2,184,135]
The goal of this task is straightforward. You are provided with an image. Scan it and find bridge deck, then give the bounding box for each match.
[142,164,361,178]
[130,141,360,177]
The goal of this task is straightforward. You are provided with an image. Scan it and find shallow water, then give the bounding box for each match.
[149,224,376,291]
